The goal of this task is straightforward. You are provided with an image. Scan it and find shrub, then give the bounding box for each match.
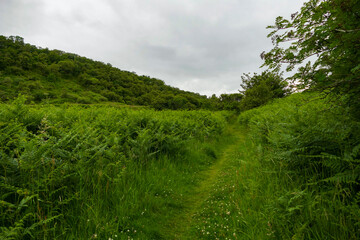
[239,92,360,238]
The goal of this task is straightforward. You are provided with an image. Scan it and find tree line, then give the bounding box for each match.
[0,35,289,111]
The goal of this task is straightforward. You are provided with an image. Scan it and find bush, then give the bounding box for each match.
[239,92,360,239]
[0,99,227,238]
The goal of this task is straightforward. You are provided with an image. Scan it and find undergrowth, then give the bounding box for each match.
[2,92,359,239]
[0,96,228,239]
[238,92,360,239]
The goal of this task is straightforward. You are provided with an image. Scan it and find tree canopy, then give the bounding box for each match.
[239,71,289,110]
[0,35,229,110]
[262,0,360,114]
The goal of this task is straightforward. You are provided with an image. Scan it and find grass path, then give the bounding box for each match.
[161,125,247,239]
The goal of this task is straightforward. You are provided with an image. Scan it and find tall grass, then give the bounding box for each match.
[238,92,360,239]
[0,96,227,239]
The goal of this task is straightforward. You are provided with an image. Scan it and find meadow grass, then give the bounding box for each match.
[236,92,360,239]
[184,93,359,239]
[187,126,277,239]
[1,93,359,239]
[0,97,229,239]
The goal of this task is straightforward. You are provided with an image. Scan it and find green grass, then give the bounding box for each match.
[1,93,359,239]
[0,97,228,239]
[235,92,360,239]
[159,124,240,239]
[163,93,359,240]
[185,126,274,239]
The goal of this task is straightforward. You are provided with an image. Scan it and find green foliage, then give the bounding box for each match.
[239,70,289,110]
[188,126,267,239]
[0,35,221,110]
[262,0,360,117]
[0,97,227,239]
[219,93,243,111]
[238,92,360,239]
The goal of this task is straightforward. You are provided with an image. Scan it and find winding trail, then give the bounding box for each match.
[162,125,245,239]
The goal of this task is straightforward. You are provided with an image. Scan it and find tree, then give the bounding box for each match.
[219,93,243,111]
[58,60,77,77]
[239,71,289,110]
[0,35,221,109]
[262,0,360,112]
[171,95,188,110]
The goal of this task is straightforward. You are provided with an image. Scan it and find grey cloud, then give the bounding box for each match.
[0,0,307,95]
[140,44,177,62]
[0,0,45,36]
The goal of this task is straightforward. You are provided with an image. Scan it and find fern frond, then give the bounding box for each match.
[322,169,360,184]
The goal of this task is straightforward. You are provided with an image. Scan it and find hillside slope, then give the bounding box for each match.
[0,35,223,110]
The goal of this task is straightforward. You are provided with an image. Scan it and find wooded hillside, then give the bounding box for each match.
[0,35,228,110]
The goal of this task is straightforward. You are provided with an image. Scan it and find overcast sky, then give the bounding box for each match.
[0,0,306,96]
